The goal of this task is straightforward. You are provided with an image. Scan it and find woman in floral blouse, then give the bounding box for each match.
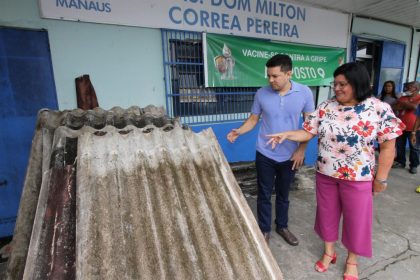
[267,62,404,280]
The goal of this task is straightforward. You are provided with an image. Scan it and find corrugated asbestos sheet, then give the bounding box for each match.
[6,107,283,280]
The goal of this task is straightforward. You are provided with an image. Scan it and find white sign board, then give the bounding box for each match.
[38,0,350,48]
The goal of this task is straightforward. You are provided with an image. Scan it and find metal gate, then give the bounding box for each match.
[161,30,258,125]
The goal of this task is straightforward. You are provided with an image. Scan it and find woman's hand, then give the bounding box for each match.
[266,130,315,149]
[266,132,289,149]
[373,179,388,196]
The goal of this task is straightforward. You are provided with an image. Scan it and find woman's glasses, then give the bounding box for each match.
[330,81,349,89]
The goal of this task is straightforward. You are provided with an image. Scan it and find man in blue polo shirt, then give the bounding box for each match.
[227,54,314,245]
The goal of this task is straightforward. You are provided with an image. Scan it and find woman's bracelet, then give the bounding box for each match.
[375,178,388,185]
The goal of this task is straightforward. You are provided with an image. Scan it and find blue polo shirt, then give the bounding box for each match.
[417,105,420,116]
[251,81,315,162]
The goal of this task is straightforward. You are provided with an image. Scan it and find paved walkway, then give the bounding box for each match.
[243,165,420,280]
[1,164,418,280]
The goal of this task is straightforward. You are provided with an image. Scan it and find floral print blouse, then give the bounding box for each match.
[303,97,405,181]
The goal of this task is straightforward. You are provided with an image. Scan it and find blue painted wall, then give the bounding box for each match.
[0,28,58,237]
[191,121,318,165]
[191,121,259,162]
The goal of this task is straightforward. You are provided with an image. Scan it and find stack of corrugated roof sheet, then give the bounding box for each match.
[6,106,283,280]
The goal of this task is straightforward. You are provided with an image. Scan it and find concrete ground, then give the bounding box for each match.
[1,164,418,280]
[242,165,420,280]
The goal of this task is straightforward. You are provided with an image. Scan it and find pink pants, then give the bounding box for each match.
[314,172,373,257]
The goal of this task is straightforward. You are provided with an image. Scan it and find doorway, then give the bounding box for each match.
[351,36,406,95]
[0,27,58,237]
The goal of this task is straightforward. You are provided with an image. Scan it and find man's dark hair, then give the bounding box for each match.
[333,62,372,102]
[266,54,292,72]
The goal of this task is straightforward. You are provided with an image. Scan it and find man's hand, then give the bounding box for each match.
[227,114,259,143]
[227,129,241,143]
[290,148,305,170]
[411,132,417,145]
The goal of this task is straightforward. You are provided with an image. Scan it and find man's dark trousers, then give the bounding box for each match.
[395,131,419,168]
[256,151,296,232]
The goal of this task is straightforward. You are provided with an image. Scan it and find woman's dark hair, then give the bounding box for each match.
[333,62,372,102]
[266,54,292,72]
[379,80,397,101]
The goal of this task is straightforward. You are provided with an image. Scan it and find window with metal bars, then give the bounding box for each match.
[161,29,259,125]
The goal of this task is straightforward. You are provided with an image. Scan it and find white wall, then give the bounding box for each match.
[2,2,419,111]
[317,86,331,106]
[352,17,420,83]
[0,0,165,110]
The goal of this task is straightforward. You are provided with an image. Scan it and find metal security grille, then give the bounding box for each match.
[161,29,258,124]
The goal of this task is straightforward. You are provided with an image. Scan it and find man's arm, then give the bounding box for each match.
[411,114,420,145]
[393,96,418,111]
[395,100,418,110]
[226,114,260,143]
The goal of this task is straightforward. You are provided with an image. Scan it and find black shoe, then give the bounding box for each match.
[276,228,299,246]
[409,167,417,174]
[262,232,270,244]
[392,162,405,168]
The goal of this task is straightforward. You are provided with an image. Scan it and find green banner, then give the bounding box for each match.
[205,33,345,87]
